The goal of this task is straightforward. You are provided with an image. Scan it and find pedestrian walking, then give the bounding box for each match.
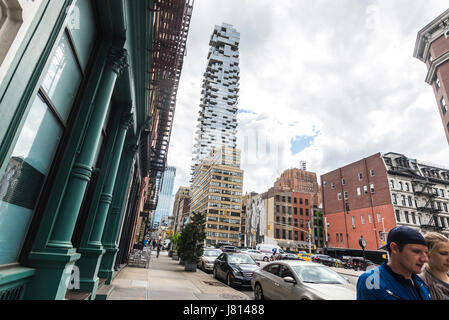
[356,226,432,300]
[156,240,161,258]
[418,232,449,300]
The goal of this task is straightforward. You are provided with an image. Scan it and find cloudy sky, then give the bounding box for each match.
[166,0,449,196]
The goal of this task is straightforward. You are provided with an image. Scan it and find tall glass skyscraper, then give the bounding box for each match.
[153,166,176,228]
[190,23,244,246]
[192,23,240,171]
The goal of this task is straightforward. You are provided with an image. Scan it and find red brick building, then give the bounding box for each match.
[292,192,312,243]
[320,153,396,250]
[414,9,449,145]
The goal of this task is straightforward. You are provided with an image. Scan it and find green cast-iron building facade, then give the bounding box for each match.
[0,0,192,300]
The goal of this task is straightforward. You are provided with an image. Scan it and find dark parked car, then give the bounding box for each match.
[213,252,260,287]
[311,254,336,267]
[347,257,377,271]
[279,253,305,261]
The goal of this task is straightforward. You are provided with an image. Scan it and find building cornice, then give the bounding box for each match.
[413,8,449,62]
[425,50,449,84]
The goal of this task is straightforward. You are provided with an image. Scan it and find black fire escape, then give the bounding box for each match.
[412,178,444,232]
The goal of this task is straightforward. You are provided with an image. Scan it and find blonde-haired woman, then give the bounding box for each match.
[419,232,449,300]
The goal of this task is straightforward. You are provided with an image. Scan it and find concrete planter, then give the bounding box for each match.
[184,261,197,272]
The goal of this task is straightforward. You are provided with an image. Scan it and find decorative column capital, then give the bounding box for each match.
[120,112,134,130]
[126,143,139,154]
[106,47,128,75]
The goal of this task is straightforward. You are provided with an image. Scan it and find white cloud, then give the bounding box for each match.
[167,0,449,196]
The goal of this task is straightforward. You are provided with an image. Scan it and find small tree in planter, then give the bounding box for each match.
[169,232,181,260]
[178,211,206,272]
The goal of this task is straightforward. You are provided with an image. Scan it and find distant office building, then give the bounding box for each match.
[172,186,190,233]
[274,168,321,206]
[153,166,176,228]
[414,9,449,145]
[191,147,243,247]
[321,152,449,250]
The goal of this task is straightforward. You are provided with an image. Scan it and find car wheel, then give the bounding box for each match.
[263,257,269,262]
[226,273,233,287]
[254,283,264,300]
[202,262,205,271]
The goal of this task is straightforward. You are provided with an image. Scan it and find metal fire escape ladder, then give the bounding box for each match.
[412,178,443,232]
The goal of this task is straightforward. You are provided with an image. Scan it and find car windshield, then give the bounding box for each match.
[292,265,347,284]
[204,250,221,257]
[228,254,256,264]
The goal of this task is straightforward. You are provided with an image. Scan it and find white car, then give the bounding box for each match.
[241,249,271,261]
[198,248,222,271]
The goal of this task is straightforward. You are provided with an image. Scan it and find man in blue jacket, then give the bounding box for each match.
[357,226,432,300]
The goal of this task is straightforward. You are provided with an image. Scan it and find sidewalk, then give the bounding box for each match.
[107,250,251,300]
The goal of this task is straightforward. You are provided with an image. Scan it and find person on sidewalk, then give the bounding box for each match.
[157,240,162,258]
[419,232,449,300]
[356,226,432,300]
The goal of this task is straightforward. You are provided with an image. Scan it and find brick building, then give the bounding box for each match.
[274,168,321,206]
[321,152,449,251]
[414,9,449,145]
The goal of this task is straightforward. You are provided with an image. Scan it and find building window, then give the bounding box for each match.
[440,189,445,198]
[408,196,413,207]
[368,214,372,224]
[340,233,343,245]
[399,182,403,190]
[300,208,303,215]
[435,76,440,90]
[288,206,292,214]
[392,194,397,205]
[441,217,446,228]
[276,205,280,213]
[0,3,97,265]
[294,231,298,240]
[444,202,448,212]
[288,196,291,203]
[357,187,361,196]
[401,195,406,206]
[294,219,298,227]
[275,195,280,201]
[294,207,297,214]
[301,232,304,241]
[282,206,286,213]
[276,229,280,239]
[390,180,394,189]
[352,216,356,228]
[370,184,375,194]
[404,211,409,224]
[377,213,381,223]
[300,219,304,227]
[405,183,410,191]
[342,178,346,185]
[294,197,297,204]
[411,212,416,224]
[441,97,447,115]
[338,193,342,200]
[395,210,401,222]
[305,199,309,205]
[300,198,303,204]
[363,186,368,194]
[282,229,286,239]
[282,217,286,225]
[288,230,292,240]
[336,233,339,243]
[370,169,375,176]
[306,209,309,216]
[344,191,348,199]
[282,196,286,202]
[361,215,365,225]
[358,173,363,180]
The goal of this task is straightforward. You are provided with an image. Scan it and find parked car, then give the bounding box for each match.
[251,261,356,300]
[198,248,222,271]
[241,249,271,261]
[213,252,260,288]
[347,257,377,271]
[297,253,312,262]
[311,254,336,267]
[220,245,240,253]
[280,253,305,261]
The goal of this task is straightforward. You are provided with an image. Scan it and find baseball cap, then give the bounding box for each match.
[379,226,427,250]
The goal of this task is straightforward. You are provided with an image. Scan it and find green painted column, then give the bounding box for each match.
[47,47,129,250]
[75,111,134,296]
[98,142,139,284]
[24,47,128,300]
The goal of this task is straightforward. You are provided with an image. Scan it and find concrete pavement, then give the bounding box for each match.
[107,250,251,300]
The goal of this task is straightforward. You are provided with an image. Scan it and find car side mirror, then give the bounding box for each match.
[283,276,296,284]
[256,262,260,266]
